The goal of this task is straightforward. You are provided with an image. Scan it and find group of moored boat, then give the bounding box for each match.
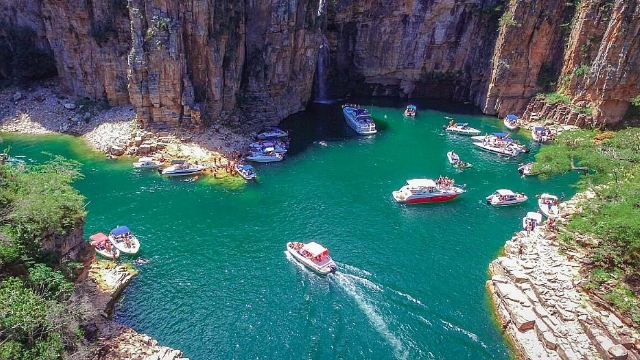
[90,225,140,259]
[245,126,289,163]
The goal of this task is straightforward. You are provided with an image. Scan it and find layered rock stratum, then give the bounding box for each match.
[1,0,638,130]
[488,191,640,359]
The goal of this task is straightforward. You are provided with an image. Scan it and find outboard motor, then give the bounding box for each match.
[329,265,337,274]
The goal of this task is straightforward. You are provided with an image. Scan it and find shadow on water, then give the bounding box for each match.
[278,98,485,156]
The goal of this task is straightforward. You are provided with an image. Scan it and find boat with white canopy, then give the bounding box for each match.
[286,241,337,275]
[108,225,140,254]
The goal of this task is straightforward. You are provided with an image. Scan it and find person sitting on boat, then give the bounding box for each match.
[448,120,455,127]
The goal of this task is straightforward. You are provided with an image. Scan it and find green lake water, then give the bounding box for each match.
[1,100,577,359]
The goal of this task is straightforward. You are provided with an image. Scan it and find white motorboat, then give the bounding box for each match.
[256,126,289,140]
[504,114,519,130]
[133,157,162,169]
[446,151,472,168]
[518,163,535,176]
[392,178,465,204]
[286,241,337,275]
[443,122,481,136]
[108,225,140,255]
[532,126,554,143]
[538,193,560,218]
[235,163,257,180]
[522,212,543,232]
[248,140,288,154]
[404,105,417,117]
[245,149,284,163]
[90,232,120,259]
[342,104,377,135]
[473,141,521,157]
[485,189,528,206]
[160,160,206,176]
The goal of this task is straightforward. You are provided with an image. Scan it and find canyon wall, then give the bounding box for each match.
[0,0,638,128]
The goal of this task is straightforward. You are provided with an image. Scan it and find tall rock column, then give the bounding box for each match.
[181,1,245,125]
[329,0,502,101]
[127,0,200,129]
[479,0,574,117]
[40,0,131,104]
[241,0,323,127]
[564,0,640,126]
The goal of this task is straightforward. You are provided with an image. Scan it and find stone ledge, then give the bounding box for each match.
[488,193,640,360]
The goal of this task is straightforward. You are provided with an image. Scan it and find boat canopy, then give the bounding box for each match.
[494,132,508,138]
[540,193,557,200]
[302,242,329,257]
[458,123,469,127]
[89,232,109,245]
[534,127,546,132]
[407,179,437,188]
[355,109,369,116]
[171,159,186,165]
[241,165,254,170]
[506,114,518,120]
[526,212,543,222]
[406,105,417,110]
[138,157,154,162]
[495,189,515,196]
[110,225,131,236]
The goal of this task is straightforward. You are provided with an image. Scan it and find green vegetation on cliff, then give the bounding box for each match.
[0,155,91,359]
[533,128,640,323]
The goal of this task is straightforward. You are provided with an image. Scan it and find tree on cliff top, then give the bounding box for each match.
[0,154,91,358]
[534,128,640,323]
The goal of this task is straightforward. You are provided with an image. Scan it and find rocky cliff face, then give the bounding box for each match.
[0,0,638,128]
[327,0,503,101]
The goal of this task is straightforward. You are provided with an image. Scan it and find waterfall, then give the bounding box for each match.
[314,35,330,103]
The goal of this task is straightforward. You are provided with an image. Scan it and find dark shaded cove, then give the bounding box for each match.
[279,97,485,156]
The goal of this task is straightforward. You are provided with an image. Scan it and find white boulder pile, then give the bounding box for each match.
[487,192,640,359]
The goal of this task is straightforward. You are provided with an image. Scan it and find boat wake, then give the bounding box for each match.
[331,271,411,360]
[330,264,487,358]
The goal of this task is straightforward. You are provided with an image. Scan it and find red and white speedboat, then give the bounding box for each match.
[392,178,465,204]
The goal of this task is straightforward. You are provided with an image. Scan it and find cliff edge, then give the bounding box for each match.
[487,191,640,359]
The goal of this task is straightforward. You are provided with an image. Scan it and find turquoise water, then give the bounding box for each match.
[1,101,577,359]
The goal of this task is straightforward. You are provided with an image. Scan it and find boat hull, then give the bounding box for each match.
[109,234,140,254]
[246,155,283,163]
[343,106,377,135]
[445,127,481,136]
[161,169,204,176]
[487,198,528,206]
[538,197,559,218]
[95,247,120,259]
[504,118,519,130]
[472,142,520,157]
[392,191,461,204]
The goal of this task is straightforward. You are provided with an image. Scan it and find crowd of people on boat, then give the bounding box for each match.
[435,176,455,188]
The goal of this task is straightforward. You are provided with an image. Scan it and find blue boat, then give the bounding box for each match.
[504,114,519,130]
[404,105,417,117]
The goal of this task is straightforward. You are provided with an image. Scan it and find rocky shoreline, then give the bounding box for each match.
[487,191,640,359]
[75,261,188,360]
[0,82,251,166]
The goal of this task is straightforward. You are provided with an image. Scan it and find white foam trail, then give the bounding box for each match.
[336,262,372,277]
[439,319,487,349]
[333,273,408,359]
[388,288,425,307]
